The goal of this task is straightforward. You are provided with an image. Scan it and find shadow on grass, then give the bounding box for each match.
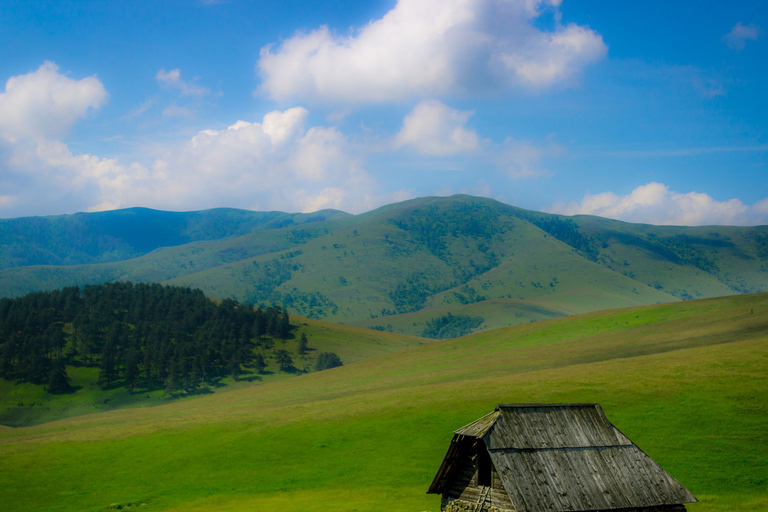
[47,385,83,395]
[185,387,215,397]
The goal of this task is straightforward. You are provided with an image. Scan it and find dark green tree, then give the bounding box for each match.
[277,311,290,338]
[165,359,180,396]
[228,355,241,382]
[98,340,118,389]
[253,353,266,374]
[315,352,342,371]
[298,332,308,355]
[274,349,293,372]
[123,348,140,392]
[47,358,71,394]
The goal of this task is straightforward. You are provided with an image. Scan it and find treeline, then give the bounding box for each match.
[421,313,484,339]
[526,216,599,260]
[0,282,292,394]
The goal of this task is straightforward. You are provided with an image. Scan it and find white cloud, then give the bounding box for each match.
[162,104,196,118]
[394,100,479,155]
[156,68,210,97]
[136,110,381,213]
[1,106,389,216]
[0,61,107,141]
[0,61,388,216]
[723,22,760,51]
[549,182,768,226]
[0,195,18,209]
[257,0,606,103]
[753,197,768,217]
[497,137,558,178]
[123,97,158,119]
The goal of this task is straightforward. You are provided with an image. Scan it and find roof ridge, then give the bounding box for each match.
[495,403,600,408]
[453,410,500,437]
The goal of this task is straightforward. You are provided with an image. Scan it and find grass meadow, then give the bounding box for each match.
[0,293,766,511]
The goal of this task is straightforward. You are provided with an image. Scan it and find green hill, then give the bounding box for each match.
[0,293,765,511]
[2,195,767,336]
[0,207,350,269]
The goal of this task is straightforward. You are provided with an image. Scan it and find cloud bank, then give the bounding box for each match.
[550,182,768,226]
[257,0,607,103]
[0,63,386,217]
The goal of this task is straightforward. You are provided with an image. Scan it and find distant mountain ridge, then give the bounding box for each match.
[0,207,351,269]
[2,195,767,336]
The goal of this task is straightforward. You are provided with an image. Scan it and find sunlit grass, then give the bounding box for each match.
[1,293,766,512]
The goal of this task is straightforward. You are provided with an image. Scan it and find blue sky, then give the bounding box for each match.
[0,0,766,225]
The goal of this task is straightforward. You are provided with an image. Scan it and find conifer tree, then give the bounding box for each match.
[253,353,266,374]
[274,349,293,372]
[98,341,118,389]
[298,332,308,355]
[315,352,342,371]
[47,358,71,394]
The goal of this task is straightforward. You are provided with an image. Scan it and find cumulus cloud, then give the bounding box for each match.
[0,63,389,216]
[723,22,760,51]
[119,108,380,213]
[156,68,210,97]
[257,0,606,103]
[0,61,107,141]
[549,182,768,226]
[394,100,480,155]
[1,108,384,216]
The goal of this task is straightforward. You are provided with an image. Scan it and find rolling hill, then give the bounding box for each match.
[0,293,765,512]
[2,195,767,336]
[0,206,350,269]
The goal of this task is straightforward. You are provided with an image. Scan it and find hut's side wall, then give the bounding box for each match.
[441,441,515,512]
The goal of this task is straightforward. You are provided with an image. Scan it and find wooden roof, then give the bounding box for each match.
[428,403,697,512]
[454,410,500,438]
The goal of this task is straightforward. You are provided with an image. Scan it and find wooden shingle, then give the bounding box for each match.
[428,403,697,512]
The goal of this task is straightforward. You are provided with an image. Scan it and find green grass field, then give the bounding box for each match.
[1,293,766,512]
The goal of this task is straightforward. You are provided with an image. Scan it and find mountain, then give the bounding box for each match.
[2,195,767,336]
[1,292,765,511]
[0,206,351,269]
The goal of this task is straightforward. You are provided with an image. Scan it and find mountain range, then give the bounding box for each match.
[2,194,767,336]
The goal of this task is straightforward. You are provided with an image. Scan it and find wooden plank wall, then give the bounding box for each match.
[444,440,515,511]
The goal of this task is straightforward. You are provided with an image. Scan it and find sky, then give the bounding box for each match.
[0,0,766,225]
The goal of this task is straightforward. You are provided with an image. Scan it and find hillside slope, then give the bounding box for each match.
[2,195,767,336]
[0,307,428,427]
[1,293,765,512]
[0,207,350,270]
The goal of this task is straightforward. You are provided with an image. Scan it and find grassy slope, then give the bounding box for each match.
[0,293,765,512]
[0,317,427,427]
[0,207,335,270]
[0,216,351,298]
[575,215,768,298]
[167,200,676,326]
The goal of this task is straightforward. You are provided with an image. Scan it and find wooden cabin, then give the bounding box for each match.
[428,403,697,512]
